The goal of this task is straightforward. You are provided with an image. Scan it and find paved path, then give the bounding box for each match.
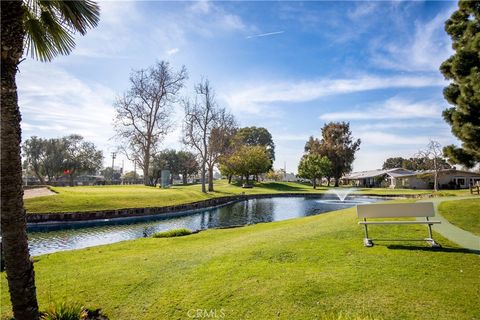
[23,187,56,199]
[417,196,480,252]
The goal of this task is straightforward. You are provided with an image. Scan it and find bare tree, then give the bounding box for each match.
[183,79,234,193]
[206,109,237,191]
[114,61,187,185]
[417,140,444,191]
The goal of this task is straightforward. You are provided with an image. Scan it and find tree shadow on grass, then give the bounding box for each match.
[385,244,480,255]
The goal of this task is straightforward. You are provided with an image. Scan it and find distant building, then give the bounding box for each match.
[282,172,298,182]
[343,168,480,189]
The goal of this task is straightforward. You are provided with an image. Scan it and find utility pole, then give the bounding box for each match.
[111,152,116,181]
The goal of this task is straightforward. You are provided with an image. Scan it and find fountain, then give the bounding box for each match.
[318,188,368,205]
[328,188,356,201]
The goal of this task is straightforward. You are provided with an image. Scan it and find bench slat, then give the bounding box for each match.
[357,202,435,218]
[358,221,441,225]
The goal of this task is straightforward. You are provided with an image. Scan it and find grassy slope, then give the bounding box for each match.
[25,181,435,214]
[438,198,480,236]
[2,206,478,319]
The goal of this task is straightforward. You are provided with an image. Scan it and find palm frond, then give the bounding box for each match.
[23,0,100,62]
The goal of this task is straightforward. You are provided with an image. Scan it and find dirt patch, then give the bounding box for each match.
[24,187,56,199]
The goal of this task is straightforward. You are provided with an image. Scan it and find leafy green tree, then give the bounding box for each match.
[265,169,284,181]
[298,154,332,189]
[382,156,451,171]
[101,167,122,181]
[154,149,180,184]
[219,157,237,184]
[123,171,138,184]
[223,145,271,185]
[440,1,480,167]
[22,136,48,184]
[233,126,275,163]
[306,122,361,187]
[23,137,71,183]
[150,150,199,186]
[381,157,405,170]
[177,151,199,184]
[1,1,99,317]
[63,135,103,186]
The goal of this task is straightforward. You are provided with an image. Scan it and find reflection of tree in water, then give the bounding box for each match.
[212,199,275,227]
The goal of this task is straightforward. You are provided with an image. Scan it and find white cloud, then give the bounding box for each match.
[72,1,142,58]
[166,48,180,56]
[18,61,116,151]
[225,75,446,116]
[355,120,446,131]
[347,2,379,20]
[357,131,434,146]
[319,96,443,121]
[370,8,454,72]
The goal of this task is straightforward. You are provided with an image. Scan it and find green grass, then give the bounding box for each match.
[25,181,436,214]
[2,204,478,319]
[439,198,480,236]
[152,228,193,238]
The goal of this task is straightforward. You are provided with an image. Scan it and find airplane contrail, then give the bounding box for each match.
[246,31,285,39]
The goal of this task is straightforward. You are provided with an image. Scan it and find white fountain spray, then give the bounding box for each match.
[325,188,357,202]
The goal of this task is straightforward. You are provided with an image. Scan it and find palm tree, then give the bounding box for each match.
[1,1,99,319]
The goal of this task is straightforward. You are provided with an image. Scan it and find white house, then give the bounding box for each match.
[343,168,480,189]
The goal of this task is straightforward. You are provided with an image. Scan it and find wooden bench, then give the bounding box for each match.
[357,202,441,248]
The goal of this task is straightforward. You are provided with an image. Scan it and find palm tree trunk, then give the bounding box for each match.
[1,2,40,319]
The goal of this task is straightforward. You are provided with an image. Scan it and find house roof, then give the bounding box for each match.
[343,168,415,179]
[344,168,480,180]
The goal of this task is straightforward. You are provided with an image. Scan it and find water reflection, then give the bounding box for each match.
[28,196,380,256]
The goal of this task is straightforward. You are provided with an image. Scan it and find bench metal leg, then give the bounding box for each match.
[426,218,441,248]
[363,218,373,247]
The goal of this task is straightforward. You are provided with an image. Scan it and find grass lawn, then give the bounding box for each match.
[25,181,436,214]
[438,198,480,236]
[2,204,478,319]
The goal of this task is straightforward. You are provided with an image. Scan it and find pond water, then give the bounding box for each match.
[27,196,382,256]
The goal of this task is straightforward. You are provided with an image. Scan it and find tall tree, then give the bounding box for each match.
[183,79,226,193]
[224,145,271,185]
[206,109,237,191]
[233,127,275,163]
[416,140,445,192]
[298,154,332,189]
[440,1,480,167]
[22,136,47,184]
[382,156,451,171]
[151,149,200,185]
[114,61,187,186]
[1,1,99,319]
[63,135,103,186]
[177,151,199,185]
[307,122,361,187]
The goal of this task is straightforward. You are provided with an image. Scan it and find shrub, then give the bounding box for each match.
[40,302,108,320]
[152,228,193,238]
[40,302,86,320]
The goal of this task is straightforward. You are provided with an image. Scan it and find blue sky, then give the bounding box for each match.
[18,0,459,173]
